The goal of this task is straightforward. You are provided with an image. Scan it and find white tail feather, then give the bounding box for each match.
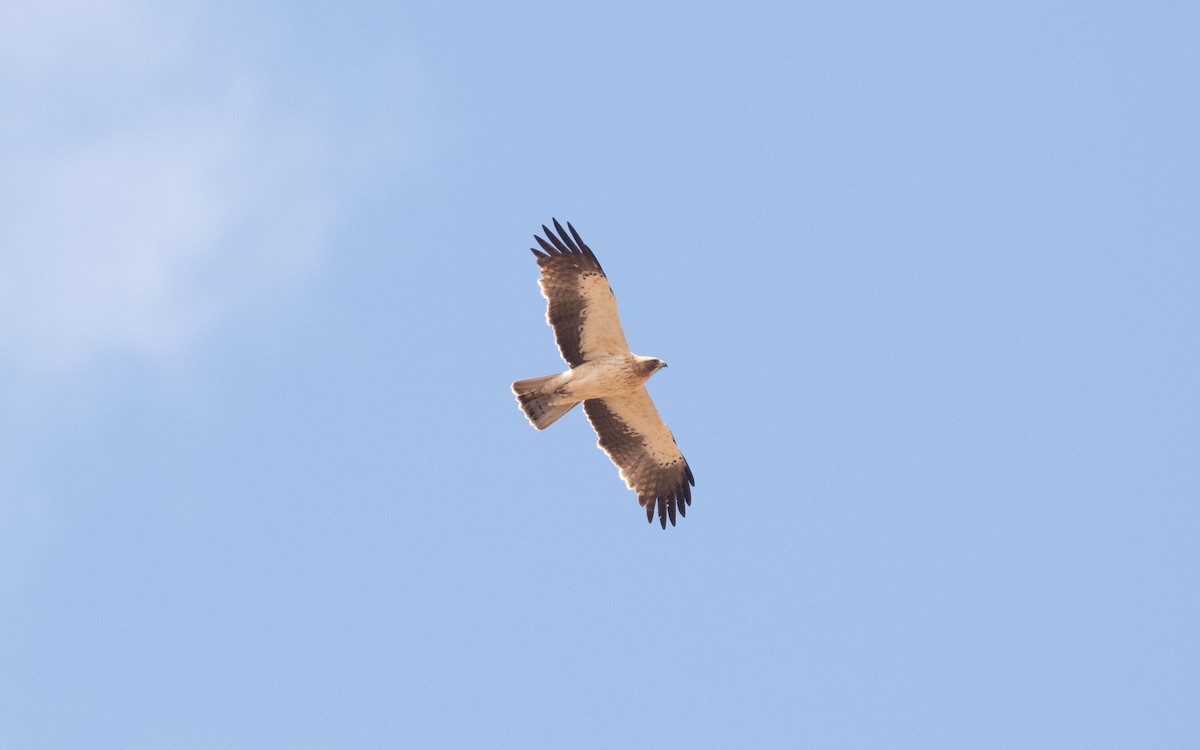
[512,373,577,430]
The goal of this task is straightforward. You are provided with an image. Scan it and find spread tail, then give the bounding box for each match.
[512,373,577,430]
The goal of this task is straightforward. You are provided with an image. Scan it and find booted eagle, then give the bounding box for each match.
[512,219,694,528]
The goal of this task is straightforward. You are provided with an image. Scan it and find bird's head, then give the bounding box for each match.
[637,356,668,377]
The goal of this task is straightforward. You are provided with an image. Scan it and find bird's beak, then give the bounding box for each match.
[661,362,669,368]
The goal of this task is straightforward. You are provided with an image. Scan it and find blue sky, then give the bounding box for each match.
[2,1,1198,747]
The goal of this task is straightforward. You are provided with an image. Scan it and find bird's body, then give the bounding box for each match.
[512,220,694,528]
[550,354,662,402]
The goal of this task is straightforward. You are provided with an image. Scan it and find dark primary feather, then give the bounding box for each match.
[583,398,695,529]
[530,218,604,272]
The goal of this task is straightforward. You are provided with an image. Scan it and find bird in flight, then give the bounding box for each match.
[512,219,694,528]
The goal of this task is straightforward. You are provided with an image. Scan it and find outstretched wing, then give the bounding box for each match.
[531,219,630,368]
[584,389,695,528]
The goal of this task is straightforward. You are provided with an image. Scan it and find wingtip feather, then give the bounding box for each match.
[555,219,582,254]
[542,223,571,254]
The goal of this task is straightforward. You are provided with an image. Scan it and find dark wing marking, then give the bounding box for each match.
[530,219,630,367]
[584,389,694,528]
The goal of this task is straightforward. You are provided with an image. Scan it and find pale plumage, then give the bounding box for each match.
[512,219,694,528]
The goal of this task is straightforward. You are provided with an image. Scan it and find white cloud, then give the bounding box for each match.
[0,1,436,591]
[0,0,170,84]
[0,89,329,371]
[0,4,333,374]
[0,0,438,426]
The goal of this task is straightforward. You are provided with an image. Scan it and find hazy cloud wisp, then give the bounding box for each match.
[0,3,334,374]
